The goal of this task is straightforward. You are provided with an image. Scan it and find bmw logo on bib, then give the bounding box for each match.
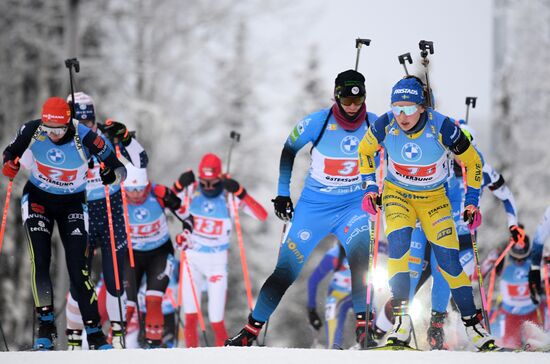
[47,148,65,165]
[202,201,215,214]
[401,142,422,162]
[341,136,359,155]
[134,207,149,221]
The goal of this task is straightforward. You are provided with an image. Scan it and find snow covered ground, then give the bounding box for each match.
[1,346,548,364]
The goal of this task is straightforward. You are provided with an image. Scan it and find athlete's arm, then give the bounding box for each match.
[82,130,124,171]
[531,205,550,266]
[2,120,41,162]
[440,118,482,207]
[483,163,518,227]
[358,113,388,189]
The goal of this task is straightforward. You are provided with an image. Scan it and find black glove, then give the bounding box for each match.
[100,166,116,185]
[161,187,182,211]
[182,217,193,234]
[103,120,131,146]
[308,308,322,331]
[223,178,246,198]
[529,268,543,304]
[509,224,526,244]
[173,170,195,192]
[271,196,293,222]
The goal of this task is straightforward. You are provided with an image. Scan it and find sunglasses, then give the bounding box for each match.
[199,178,221,190]
[339,96,365,106]
[391,105,419,116]
[41,124,68,136]
[125,186,147,192]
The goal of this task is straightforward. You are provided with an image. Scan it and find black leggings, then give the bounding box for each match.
[23,182,100,324]
[124,242,173,303]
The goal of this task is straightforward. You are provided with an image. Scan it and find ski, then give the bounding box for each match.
[368,344,420,351]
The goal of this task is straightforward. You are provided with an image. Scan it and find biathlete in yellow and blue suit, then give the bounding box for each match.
[358,76,498,351]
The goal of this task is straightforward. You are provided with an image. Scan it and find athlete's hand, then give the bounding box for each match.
[2,159,20,180]
[463,205,482,230]
[361,192,379,215]
[272,196,293,222]
[104,119,131,146]
[509,224,526,244]
[173,170,195,192]
[308,308,322,331]
[223,178,247,198]
[528,267,543,304]
[175,230,192,251]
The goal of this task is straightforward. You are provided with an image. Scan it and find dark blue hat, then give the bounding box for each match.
[391,77,425,105]
[67,92,96,122]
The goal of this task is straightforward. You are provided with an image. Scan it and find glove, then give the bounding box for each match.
[173,170,195,192]
[463,205,482,230]
[100,165,116,185]
[528,267,543,304]
[361,192,379,215]
[103,119,131,146]
[2,159,20,180]
[271,196,293,222]
[308,308,322,331]
[223,178,246,198]
[175,230,192,251]
[509,224,526,244]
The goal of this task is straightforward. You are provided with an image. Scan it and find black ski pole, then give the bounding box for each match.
[64,58,80,118]
[0,320,8,351]
[226,131,241,176]
[398,52,413,76]
[464,97,477,124]
[354,38,371,71]
[418,40,435,108]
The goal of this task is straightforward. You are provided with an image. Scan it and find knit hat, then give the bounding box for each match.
[41,97,71,125]
[67,92,95,122]
[391,77,425,105]
[334,70,366,98]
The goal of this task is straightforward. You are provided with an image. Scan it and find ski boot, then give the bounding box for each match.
[386,300,412,347]
[462,309,498,351]
[145,338,164,349]
[111,321,125,349]
[33,306,57,351]
[85,323,113,350]
[224,314,264,347]
[355,312,377,349]
[427,311,448,350]
[66,329,82,350]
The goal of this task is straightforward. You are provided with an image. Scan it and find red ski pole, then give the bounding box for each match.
[486,239,516,312]
[181,250,209,346]
[0,157,18,257]
[231,195,254,311]
[543,261,550,323]
[104,182,126,347]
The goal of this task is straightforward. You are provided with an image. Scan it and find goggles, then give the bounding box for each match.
[125,185,147,192]
[391,104,418,116]
[339,96,365,106]
[41,124,68,136]
[199,178,221,190]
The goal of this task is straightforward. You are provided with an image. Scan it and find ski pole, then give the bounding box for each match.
[470,228,491,332]
[354,38,371,71]
[230,195,254,311]
[398,52,413,76]
[176,191,190,347]
[64,58,80,119]
[418,40,435,108]
[464,97,477,124]
[486,239,516,313]
[103,181,126,348]
[181,250,209,346]
[226,131,241,176]
[0,157,18,258]
[543,261,550,323]
[365,147,384,334]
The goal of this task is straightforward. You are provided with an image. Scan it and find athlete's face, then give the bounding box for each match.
[42,121,68,142]
[340,95,364,117]
[391,101,425,132]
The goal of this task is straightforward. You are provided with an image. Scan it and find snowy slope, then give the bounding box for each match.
[1,347,548,364]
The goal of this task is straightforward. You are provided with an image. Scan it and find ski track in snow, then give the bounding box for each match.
[0,347,547,364]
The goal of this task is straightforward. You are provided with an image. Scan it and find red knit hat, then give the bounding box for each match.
[41,97,71,125]
[198,153,222,179]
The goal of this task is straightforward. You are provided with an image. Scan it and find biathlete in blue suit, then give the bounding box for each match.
[226,70,378,348]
